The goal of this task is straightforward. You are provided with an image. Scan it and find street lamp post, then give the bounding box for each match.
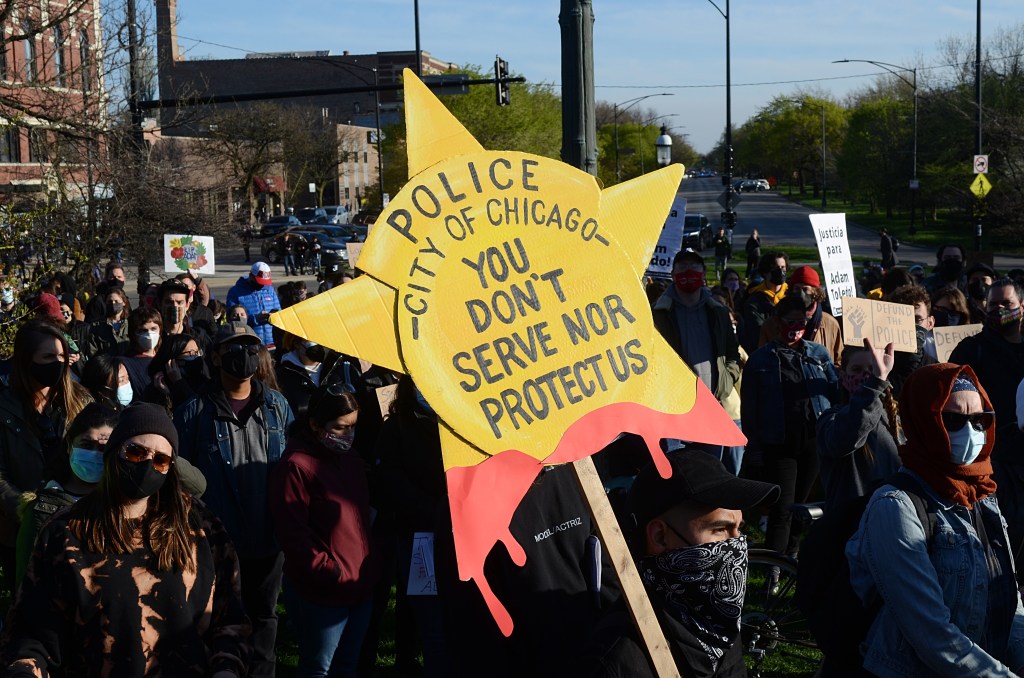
[655,126,673,167]
[614,93,673,182]
[834,59,918,234]
[707,0,734,228]
[637,113,679,174]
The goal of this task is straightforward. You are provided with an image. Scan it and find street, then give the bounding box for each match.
[677,176,930,267]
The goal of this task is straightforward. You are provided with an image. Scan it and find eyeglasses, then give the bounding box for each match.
[178,349,203,359]
[941,411,994,433]
[121,441,174,473]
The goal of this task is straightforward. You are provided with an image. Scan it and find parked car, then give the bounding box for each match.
[682,213,712,250]
[736,179,763,193]
[295,207,328,224]
[755,179,771,191]
[260,227,353,268]
[322,205,350,225]
[303,224,366,244]
[352,208,380,226]
[260,215,301,238]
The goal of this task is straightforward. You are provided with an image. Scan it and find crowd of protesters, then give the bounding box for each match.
[0,235,1021,677]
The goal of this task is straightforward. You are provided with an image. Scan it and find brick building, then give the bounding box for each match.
[0,0,105,206]
[154,0,455,209]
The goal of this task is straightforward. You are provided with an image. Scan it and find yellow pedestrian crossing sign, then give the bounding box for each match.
[971,173,992,199]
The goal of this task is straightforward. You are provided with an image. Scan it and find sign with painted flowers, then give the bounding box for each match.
[163,234,216,275]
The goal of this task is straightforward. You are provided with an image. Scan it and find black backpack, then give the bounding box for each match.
[795,473,937,669]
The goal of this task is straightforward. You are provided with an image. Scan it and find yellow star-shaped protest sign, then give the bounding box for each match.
[272,70,743,635]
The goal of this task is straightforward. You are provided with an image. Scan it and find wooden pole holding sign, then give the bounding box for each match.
[572,457,683,678]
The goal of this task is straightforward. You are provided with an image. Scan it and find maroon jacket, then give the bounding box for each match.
[269,436,380,607]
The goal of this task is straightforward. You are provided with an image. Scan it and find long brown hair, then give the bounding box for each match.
[11,318,91,421]
[68,442,198,573]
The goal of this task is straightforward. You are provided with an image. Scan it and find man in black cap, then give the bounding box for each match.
[174,321,294,677]
[585,450,779,677]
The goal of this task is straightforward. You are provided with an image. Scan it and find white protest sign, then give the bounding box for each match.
[646,196,686,278]
[842,297,918,353]
[809,214,856,317]
[164,234,215,275]
[933,323,982,363]
[407,532,438,596]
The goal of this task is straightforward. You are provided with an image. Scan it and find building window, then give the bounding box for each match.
[0,128,20,162]
[344,188,350,200]
[54,25,66,86]
[28,129,47,162]
[353,101,361,114]
[80,32,91,93]
[22,23,37,82]
[0,44,8,80]
[364,151,368,163]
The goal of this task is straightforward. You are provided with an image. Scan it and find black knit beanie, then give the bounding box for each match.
[104,402,179,459]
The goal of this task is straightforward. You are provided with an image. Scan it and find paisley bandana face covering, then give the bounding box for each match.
[637,534,748,671]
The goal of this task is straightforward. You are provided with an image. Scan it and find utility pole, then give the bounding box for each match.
[126,0,144,152]
[558,0,597,175]
[975,0,983,251]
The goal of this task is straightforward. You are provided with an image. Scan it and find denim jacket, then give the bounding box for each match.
[740,339,838,455]
[174,383,293,557]
[846,469,1024,676]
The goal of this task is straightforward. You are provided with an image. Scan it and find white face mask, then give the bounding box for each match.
[116,382,133,407]
[949,426,987,465]
[137,330,160,351]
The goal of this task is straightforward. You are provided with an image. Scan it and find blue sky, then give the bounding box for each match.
[171,0,1021,155]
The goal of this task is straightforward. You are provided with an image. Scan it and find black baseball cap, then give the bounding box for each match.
[627,450,779,532]
[673,248,705,268]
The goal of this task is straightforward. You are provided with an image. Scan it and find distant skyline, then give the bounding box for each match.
[170,1,1020,155]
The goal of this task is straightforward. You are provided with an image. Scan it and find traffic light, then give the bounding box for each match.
[495,56,510,107]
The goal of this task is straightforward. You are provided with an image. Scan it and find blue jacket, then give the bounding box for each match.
[740,339,838,456]
[847,470,1024,676]
[225,276,281,346]
[174,382,293,558]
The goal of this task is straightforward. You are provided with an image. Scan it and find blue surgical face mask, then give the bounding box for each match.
[949,426,987,465]
[70,447,105,483]
[116,382,133,407]
[1,288,14,305]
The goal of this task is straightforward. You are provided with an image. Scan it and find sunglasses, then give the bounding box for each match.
[941,411,994,433]
[121,441,174,473]
[222,343,260,356]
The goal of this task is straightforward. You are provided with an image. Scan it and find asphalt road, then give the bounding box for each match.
[677,177,1024,274]
[677,176,931,267]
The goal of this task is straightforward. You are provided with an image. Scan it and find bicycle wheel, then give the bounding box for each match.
[742,549,822,677]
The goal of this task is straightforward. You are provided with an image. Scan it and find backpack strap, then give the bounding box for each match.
[888,472,939,544]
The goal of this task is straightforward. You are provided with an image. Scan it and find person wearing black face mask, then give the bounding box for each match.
[0,319,91,600]
[275,337,341,418]
[583,451,779,677]
[174,321,295,677]
[739,250,790,354]
[966,262,996,324]
[83,262,128,324]
[923,244,967,294]
[5,403,248,677]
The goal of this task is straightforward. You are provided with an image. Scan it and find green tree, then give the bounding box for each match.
[368,65,563,205]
